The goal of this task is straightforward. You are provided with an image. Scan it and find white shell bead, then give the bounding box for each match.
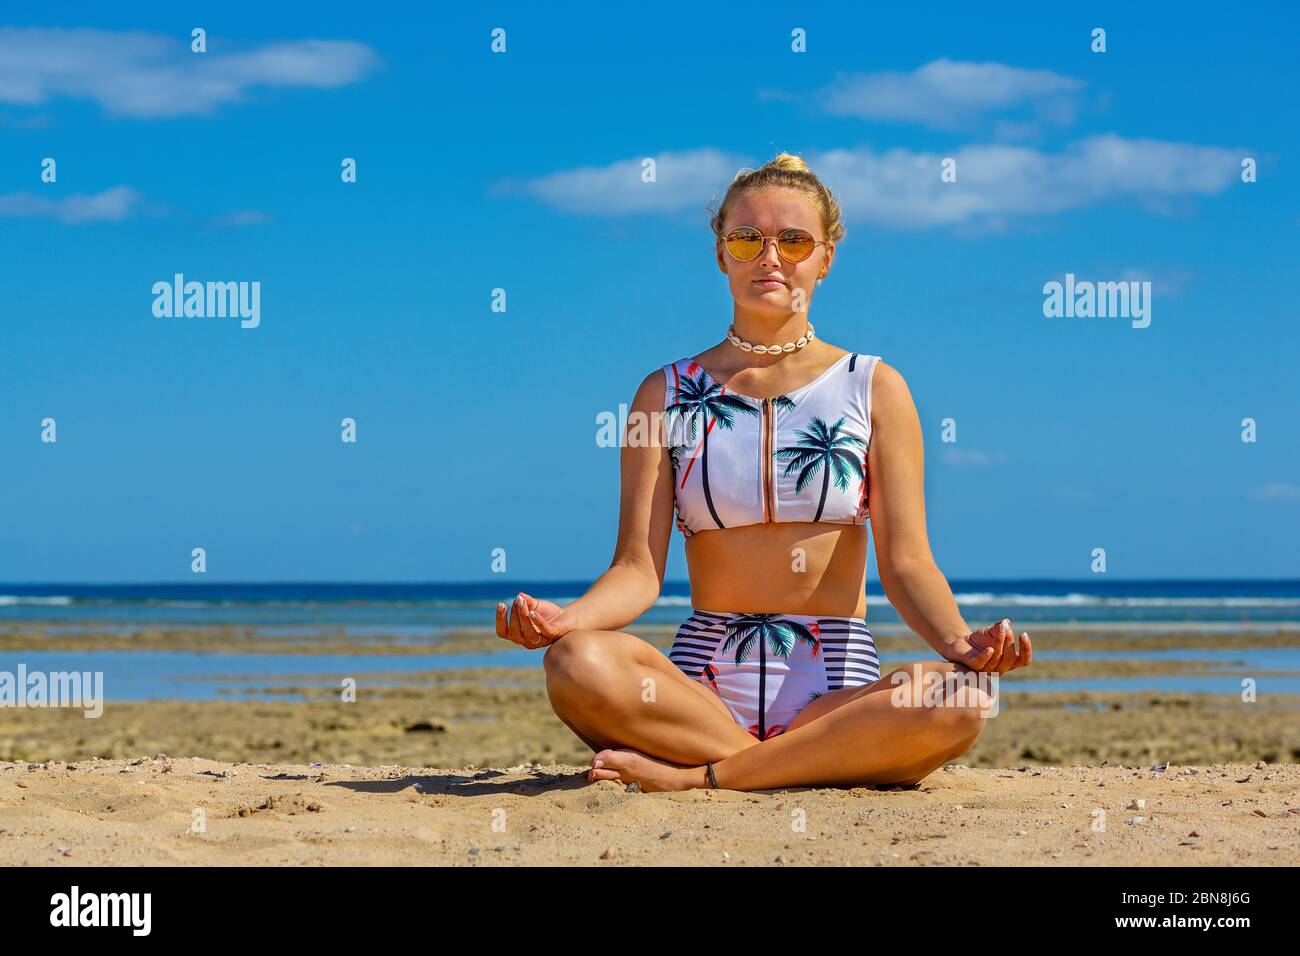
[724,322,816,354]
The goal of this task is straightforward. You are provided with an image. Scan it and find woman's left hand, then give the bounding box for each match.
[942,619,1032,673]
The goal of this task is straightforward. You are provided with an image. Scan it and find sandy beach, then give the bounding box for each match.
[2,621,1298,865]
[3,757,1297,866]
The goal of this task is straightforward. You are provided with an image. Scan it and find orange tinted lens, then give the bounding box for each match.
[725,228,763,260]
[778,230,815,261]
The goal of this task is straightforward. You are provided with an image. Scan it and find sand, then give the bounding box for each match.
[2,622,1298,865]
[2,757,1296,866]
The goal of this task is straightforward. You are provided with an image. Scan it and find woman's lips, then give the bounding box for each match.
[753,279,785,289]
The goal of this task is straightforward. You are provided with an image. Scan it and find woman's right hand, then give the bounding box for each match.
[495,592,576,649]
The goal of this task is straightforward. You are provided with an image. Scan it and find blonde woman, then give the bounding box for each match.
[495,153,1032,792]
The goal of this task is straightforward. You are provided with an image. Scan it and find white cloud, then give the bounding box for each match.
[814,59,1084,130]
[490,148,750,215]
[809,135,1244,230]
[510,136,1244,231]
[0,185,142,223]
[0,28,378,118]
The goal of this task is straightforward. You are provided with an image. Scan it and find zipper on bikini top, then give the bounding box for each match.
[761,397,775,522]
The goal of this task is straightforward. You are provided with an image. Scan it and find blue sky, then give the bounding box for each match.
[1,2,1297,583]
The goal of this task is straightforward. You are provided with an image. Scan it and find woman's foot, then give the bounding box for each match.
[587,747,707,792]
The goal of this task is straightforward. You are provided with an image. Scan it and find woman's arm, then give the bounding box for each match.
[867,361,1030,670]
[497,369,676,645]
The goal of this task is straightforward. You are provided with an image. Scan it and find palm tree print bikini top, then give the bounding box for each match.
[659,351,881,538]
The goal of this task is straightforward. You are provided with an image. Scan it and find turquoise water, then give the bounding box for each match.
[0,649,540,702]
[2,646,1298,701]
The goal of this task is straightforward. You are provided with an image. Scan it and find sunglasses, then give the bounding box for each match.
[723,225,828,263]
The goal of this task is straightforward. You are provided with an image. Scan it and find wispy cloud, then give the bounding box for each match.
[490,147,749,215]
[0,27,379,118]
[810,59,1084,130]
[1250,482,1300,502]
[0,185,142,223]
[941,448,1010,468]
[508,135,1244,232]
[1119,266,1195,295]
[809,136,1244,230]
[211,209,275,227]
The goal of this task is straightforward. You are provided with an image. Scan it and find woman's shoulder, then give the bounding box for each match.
[647,352,705,387]
[632,357,690,409]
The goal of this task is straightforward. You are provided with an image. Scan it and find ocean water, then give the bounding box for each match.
[3,645,1299,702]
[2,579,1299,632]
[2,581,1298,699]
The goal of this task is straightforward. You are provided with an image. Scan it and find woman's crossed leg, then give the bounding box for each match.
[543,629,994,792]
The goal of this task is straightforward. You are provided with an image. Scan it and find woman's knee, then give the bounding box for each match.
[883,660,996,741]
[542,630,635,702]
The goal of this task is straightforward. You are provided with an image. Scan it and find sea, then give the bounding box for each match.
[2,580,1298,700]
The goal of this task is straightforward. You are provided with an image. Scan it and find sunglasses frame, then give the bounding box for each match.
[722,225,829,263]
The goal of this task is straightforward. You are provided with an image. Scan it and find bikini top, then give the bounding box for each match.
[659,351,881,538]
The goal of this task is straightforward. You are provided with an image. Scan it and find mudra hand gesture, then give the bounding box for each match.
[495,592,575,649]
[943,619,1032,673]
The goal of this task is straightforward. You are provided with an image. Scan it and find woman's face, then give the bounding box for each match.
[716,186,833,317]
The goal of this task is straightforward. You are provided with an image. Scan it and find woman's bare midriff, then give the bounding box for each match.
[684,522,870,618]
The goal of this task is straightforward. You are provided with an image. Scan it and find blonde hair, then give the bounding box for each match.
[708,152,846,246]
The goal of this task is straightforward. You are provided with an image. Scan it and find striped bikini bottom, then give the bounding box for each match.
[669,609,881,741]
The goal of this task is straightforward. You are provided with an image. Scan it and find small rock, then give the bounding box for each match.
[1128,816,1145,826]
[659,831,672,839]
[721,852,730,861]
[1015,829,1027,836]
[1188,830,1201,837]
[599,846,617,860]
[1127,799,1146,811]
[1251,809,1267,818]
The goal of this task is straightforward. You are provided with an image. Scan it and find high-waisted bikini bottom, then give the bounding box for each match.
[669,609,881,741]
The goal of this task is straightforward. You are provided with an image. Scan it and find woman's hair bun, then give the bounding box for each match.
[765,152,810,174]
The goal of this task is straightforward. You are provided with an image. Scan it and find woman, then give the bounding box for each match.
[495,153,1032,792]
